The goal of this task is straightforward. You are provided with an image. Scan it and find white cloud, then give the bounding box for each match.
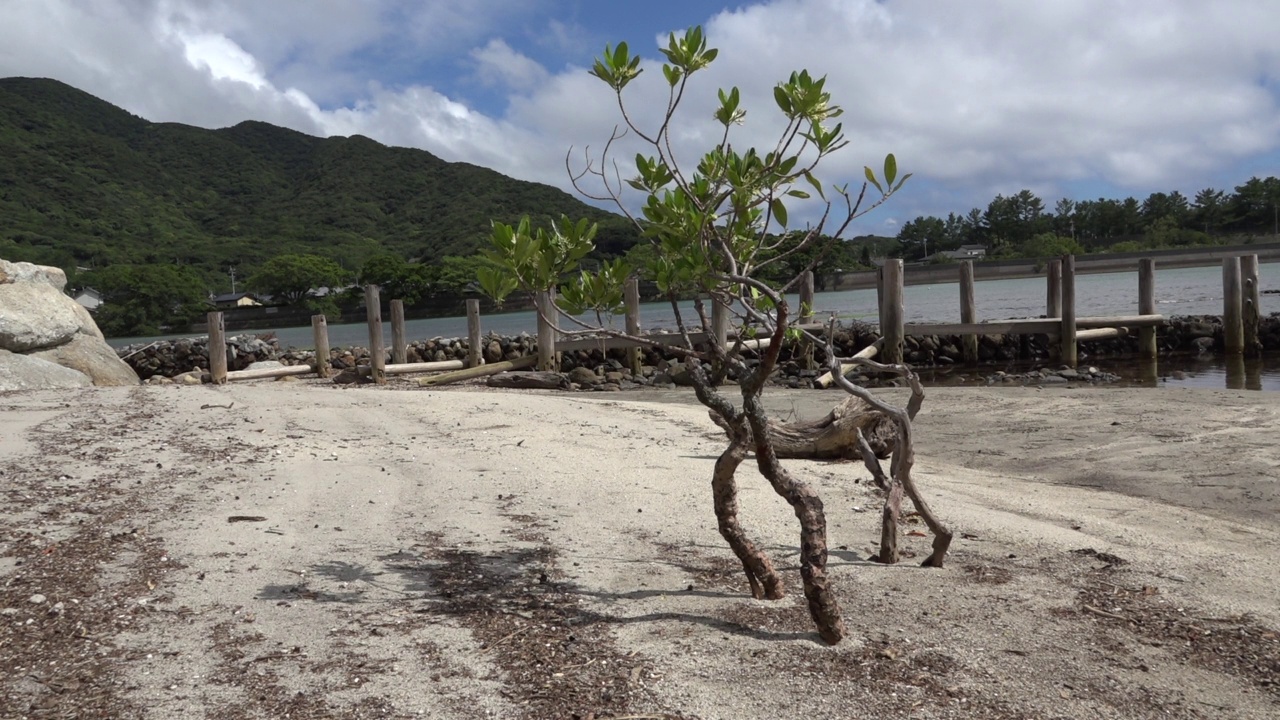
[2,0,1279,230]
[469,39,549,92]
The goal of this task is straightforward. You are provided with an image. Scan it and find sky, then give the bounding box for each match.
[3,0,1280,237]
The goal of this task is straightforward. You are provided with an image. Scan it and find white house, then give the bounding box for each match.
[72,287,103,310]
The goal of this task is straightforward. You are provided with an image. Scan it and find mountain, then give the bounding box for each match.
[0,77,639,287]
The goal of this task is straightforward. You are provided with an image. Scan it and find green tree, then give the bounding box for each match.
[84,264,210,337]
[983,190,1049,254]
[896,216,945,260]
[1140,191,1189,229]
[1019,232,1083,259]
[478,27,951,644]
[246,254,345,304]
[1192,188,1228,234]
[359,254,434,304]
[432,255,492,294]
[1228,176,1280,235]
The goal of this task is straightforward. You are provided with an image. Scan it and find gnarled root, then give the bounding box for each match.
[832,356,955,569]
[742,395,846,644]
[709,395,899,460]
[712,420,785,600]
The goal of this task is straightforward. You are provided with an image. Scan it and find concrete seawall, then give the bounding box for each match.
[829,241,1280,290]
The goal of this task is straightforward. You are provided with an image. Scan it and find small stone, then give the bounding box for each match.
[48,602,65,615]
[28,594,46,605]
[0,608,18,616]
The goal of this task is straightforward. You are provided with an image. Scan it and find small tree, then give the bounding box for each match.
[247,254,345,305]
[480,27,950,643]
[86,263,210,336]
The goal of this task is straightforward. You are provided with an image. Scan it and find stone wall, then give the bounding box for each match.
[115,314,1280,384]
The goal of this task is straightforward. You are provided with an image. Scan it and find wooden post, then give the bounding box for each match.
[390,299,407,365]
[1138,258,1157,359]
[311,314,331,378]
[1242,254,1260,354]
[876,264,886,333]
[625,277,642,376]
[536,290,557,371]
[959,261,978,364]
[711,296,729,349]
[1046,258,1062,319]
[881,259,904,364]
[365,284,386,384]
[466,299,483,368]
[1223,256,1244,354]
[799,270,815,370]
[799,270,815,323]
[207,311,227,385]
[1060,255,1077,367]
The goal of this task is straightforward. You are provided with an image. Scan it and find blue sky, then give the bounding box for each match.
[3,1,1280,237]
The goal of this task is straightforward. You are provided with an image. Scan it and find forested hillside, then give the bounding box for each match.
[0,77,639,287]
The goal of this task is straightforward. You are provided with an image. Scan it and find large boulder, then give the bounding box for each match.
[0,350,93,391]
[28,334,140,386]
[0,259,140,391]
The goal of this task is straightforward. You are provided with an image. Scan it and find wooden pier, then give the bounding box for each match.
[199,253,1266,384]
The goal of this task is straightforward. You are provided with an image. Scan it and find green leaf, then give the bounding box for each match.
[771,198,788,227]
[864,166,884,194]
[786,189,810,199]
[893,173,913,193]
[803,171,826,201]
[663,64,681,86]
[883,153,898,188]
[773,85,792,115]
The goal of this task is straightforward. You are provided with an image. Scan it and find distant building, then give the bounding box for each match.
[72,287,103,310]
[927,245,988,262]
[212,292,265,308]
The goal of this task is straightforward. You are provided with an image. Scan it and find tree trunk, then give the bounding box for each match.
[742,393,846,645]
[709,395,899,460]
[712,421,785,600]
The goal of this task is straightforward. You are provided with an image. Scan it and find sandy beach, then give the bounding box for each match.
[1,380,1278,719]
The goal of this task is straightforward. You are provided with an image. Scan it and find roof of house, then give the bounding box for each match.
[211,291,264,304]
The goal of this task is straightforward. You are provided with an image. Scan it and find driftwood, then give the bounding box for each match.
[831,357,953,568]
[485,371,571,390]
[417,356,536,387]
[709,394,899,460]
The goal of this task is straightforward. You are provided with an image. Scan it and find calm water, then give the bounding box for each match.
[109,264,1280,390]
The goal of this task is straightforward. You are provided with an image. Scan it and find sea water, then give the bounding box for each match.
[108,263,1280,390]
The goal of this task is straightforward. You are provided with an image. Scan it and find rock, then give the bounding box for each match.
[177,371,205,385]
[0,270,82,352]
[1057,368,1079,380]
[0,258,140,389]
[568,367,599,386]
[668,364,698,387]
[28,334,139,386]
[0,349,93,391]
[604,371,628,384]
[28,593,46,604]
[332,368,365,384]
[246,360,285,371]
[485,340,503,364]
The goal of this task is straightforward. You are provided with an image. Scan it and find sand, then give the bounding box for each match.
[1,380,1278,719]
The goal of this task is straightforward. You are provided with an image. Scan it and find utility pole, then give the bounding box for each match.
[229,266,237,294]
